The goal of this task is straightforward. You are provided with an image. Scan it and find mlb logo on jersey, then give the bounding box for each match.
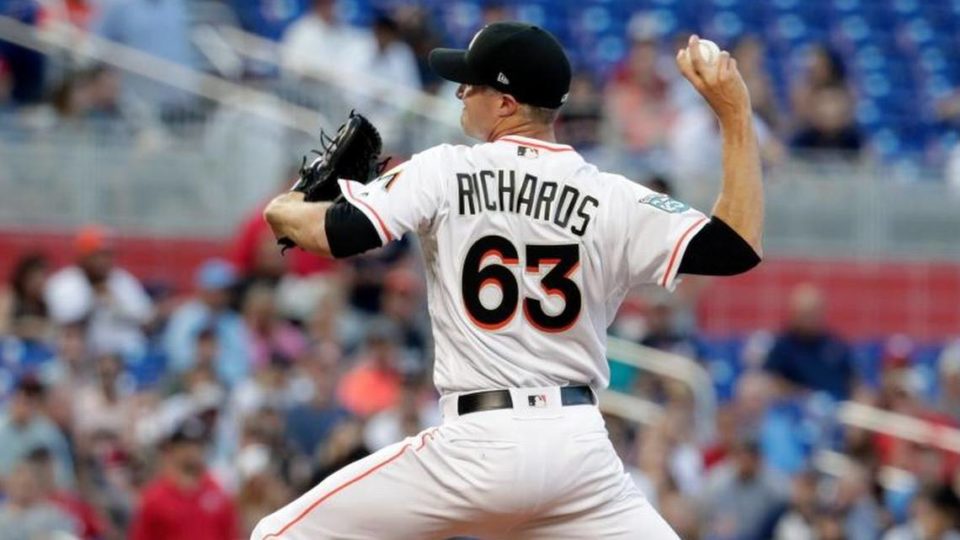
[528,394,548,407]
[517,146,539,159]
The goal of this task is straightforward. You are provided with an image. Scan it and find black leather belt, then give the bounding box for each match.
[457,385,595,416]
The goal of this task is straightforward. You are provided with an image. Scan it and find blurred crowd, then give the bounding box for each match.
[0,220,437,539]
[2,0,960,181]
[0,190,959,540]
[606,280,960,540]
[2,1,960,540]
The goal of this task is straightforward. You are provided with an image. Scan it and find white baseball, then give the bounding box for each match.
[696,39,721,65]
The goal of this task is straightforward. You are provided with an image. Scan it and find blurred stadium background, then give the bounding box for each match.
[1,0,960,538]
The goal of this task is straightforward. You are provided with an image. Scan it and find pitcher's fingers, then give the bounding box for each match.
[689,34,707,76]
[718,51,732,79]
[677,49,706,90]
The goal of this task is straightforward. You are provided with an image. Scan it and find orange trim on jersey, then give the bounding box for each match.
[344,181,395,243]
[262,428,439,539]
[661,217,708,287]
[498,137,574,153]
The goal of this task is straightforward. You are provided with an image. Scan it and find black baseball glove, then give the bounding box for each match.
[279,111,387,252]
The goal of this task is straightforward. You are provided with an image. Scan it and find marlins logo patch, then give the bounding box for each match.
[639,193,690,214]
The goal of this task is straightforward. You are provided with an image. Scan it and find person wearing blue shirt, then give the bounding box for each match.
[763,284,854,401]
[163,259,251,387]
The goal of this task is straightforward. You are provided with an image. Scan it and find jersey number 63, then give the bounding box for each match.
[462,235,582,333]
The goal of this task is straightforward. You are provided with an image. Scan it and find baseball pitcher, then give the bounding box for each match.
[256,22,763,539]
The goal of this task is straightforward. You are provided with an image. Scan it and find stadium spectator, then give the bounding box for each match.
[655,405,706,495]
[764,284,855,400]
[831,464,883,540]
[42,321,90,386]
[883,484,960,540]
[0,0,47,105]
[936,89,960,128]
[51,66,127,124]
[40,0,98,30]
[790,85,863,154]
[0,460,78,537]
[130,419,238,540]
[359,12,423,145]
[363,374,439,451]
[0,252,49,337]
[638,291,699,360]
[789,45,852,131]
[222,353,302,464]
[280,0,374,79]
[227,0,305,41]
[393,5,445,90]
[231,173,336,282]
[869,336,960,483]
[936,341,960,419]
[94,0,199,117]
[337,320,404,418]
[44,226,154,360]
[627,428,672,507]
[165,259,251,387]
[668,97,782,187]
[71,351,139,450]
[303,282,347,349]
[700,438,788,540]
[604,34,676,170]
[285,344,350,458]
[733,35,781,133]
[0,376,75,490]
[26,447,108,539]
[304,418,370,487]
[658,488,702,540]
[556,74,604,154]
[241,284,307,371]
[233,440,290,536]
[0,253,53,377]
[379,266,430,362]
[704,374,773,470]
[772,470,819,539]
[365,13,420,92]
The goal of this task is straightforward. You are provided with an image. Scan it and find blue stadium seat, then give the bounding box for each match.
[892,0,920,16]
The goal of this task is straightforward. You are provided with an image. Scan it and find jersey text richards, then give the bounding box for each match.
[456,169,599,236]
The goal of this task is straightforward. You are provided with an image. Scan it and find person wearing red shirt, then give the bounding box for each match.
[130,419,238,540]
[337,322,404,418]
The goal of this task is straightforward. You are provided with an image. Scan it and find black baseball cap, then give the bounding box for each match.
[429,22,572,109]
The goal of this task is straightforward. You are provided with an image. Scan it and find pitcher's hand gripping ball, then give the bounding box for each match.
[695,38,721,65]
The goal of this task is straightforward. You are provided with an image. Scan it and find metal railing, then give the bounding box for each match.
[602,338,717,444]
[837,401,960,454]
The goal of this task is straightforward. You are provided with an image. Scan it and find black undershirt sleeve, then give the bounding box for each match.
[324,200,384,258]
[677,216,761,276]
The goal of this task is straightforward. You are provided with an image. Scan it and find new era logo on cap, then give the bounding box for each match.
[497,72,510,85]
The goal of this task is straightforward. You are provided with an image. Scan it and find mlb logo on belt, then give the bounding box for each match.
[528,394,547,407]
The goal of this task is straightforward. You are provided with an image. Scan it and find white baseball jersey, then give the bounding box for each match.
[339,135,708,394]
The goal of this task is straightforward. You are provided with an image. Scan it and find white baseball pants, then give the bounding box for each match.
[251,386,679,539]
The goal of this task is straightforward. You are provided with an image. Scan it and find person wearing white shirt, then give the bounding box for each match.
[279,0,374,80]
[44,226,153,359]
